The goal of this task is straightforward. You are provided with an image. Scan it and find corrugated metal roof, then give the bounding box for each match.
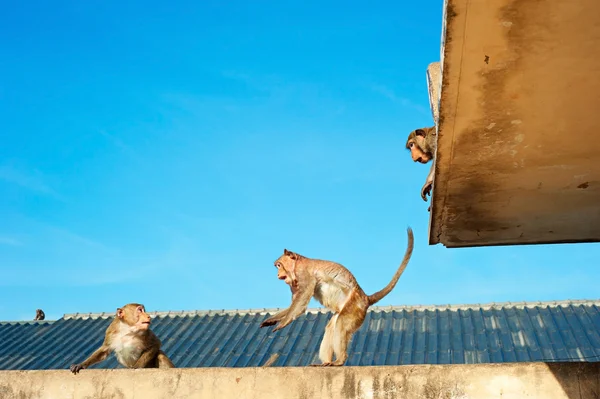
[0,300,599,370]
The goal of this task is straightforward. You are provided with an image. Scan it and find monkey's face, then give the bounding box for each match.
[406,129,433,164]
[274,250,298,286]
[135,305,152,330]
[275,258,292,284]
[117,304,151,330]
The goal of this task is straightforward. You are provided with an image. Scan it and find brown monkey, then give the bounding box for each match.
[406,126,437,202]
[260,228,414,367]
[34,309,45,321]
[69,303,174,374]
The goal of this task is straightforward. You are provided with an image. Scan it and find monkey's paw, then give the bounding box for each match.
[421,181,433,201]
[70,364,84,374]
[260,319,277,328]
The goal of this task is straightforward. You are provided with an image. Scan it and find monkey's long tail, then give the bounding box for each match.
[367,227,414,306]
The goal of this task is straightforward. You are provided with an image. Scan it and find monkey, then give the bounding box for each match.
[69,303,175,374]
[406,126,437,203]
[260,227,414,367]
[34,309,45,321]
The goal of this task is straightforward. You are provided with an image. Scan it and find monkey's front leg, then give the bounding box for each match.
[271,281,315,332]
[132,347,160,368]
[421,180,433,201]
[260,309,289,328]
[157,351,175,368]
[70,346,111,374]
[421,163,435,202]
[262,286,313,332]
[260,283,299,328]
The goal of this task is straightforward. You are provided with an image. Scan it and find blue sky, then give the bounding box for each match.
[0,1,598,321]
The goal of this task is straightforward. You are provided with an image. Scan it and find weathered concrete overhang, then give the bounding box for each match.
[429,0,600,248]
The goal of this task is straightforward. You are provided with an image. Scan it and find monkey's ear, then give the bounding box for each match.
[116,308,124,319]
[415,129,426,137]
[283,249,297,259]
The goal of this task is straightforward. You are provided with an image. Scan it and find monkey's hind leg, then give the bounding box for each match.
[157,351,175,368]
[331,327,354,366]
[330,296,367,366]
[312,315,337,366]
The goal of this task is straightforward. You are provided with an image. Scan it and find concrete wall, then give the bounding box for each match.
[0,362,597,399]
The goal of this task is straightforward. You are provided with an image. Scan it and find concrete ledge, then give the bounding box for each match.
[430,0,600,247]
[0,362,598,399]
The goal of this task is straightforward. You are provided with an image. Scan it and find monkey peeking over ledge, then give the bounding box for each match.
[69,303,175,374]
[406,126,437,208]
[260,228,414,367]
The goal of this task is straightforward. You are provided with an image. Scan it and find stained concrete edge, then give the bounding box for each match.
[0,362,598,399]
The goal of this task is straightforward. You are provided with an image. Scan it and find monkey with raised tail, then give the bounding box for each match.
[260,228,414,366]
[69,303,174,374]
[406,126,437,203]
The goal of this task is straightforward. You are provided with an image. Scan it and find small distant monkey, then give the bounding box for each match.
[406,126,437,202]
[260,228,414,366]
[69,303,174,374]
[34,309,45,321]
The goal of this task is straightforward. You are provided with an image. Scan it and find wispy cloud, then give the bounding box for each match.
[160,71,347,124]
[220,70,277,93]
[0,216,202,288]
[0,236,22,246]
[0,164,63,199]
[43,225,111,251]
[97,129,142,163]
[368,83,429,115]
[220,70,337,108]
